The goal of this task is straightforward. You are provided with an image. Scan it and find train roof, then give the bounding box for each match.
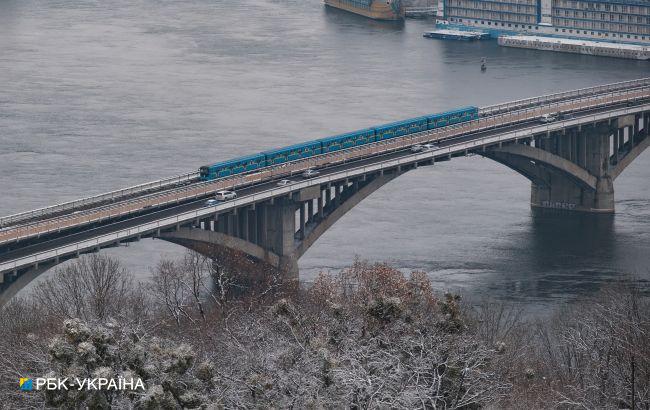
[429,106,478,118]
[202,153,266,170]
[375,116,429,130]
[318,127,375,143]
[261,140,321,156]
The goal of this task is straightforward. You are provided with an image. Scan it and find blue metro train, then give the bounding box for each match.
[199,106,479,181]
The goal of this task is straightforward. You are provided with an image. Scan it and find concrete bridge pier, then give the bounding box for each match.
[266,196,300,278]
[485,113,650,214]
[531,122,615,213]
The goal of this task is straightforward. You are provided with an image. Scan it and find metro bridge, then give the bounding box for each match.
[0,78,649,305]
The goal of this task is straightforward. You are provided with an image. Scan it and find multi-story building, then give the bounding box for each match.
[439,0,650,45]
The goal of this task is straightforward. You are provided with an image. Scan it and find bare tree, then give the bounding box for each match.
[31,254,137,322]
[150,259,196,327]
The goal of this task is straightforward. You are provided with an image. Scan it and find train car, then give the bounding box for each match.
[262,140,323,165]
[198,105,480,181]
[428,106,478,129]
[375,116,428,141]
[199,153,266,181]
[320,128,376,153]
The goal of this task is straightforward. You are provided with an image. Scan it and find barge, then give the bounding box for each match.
[498,35,650,61]
[424,29,490,41]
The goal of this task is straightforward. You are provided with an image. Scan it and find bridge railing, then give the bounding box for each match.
[0,172,199,229]
[1,81,648,245]
[480,77,650,117]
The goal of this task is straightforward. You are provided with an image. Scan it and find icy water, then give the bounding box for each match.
[1,0,649,313]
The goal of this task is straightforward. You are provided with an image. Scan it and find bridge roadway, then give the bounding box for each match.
[1,96,648,272]
[1,81,648,249]
[2,76,648,234]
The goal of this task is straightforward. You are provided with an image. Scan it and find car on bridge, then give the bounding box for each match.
[301,169,320,179]
[557,112,575,120]
[276,179,293,187]
[538,113,557,123]
[215,190,237,201]
[204,199,219,207]
[410,143,437,153]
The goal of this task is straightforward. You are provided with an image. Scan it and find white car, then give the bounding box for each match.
[277,179,293,187]
[301,169,320,179]
[411,143,437,153]
[204,199,219,207]
[215,190,237,201]
[539,113,557,123]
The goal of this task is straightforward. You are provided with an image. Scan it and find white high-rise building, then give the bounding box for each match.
[439,0,650,45]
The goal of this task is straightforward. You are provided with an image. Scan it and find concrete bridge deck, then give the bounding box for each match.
[0,78,649,304]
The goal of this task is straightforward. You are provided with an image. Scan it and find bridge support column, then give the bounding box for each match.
[266,197,299,278]
[226,213,235,236]
[318,193,324,220]
[307,199,314,224]
[242,209,249,241]
[299,202,306,240]
[530,123,615,213]
[334,184,341,207]
[258,203,267,248]
[325,186,332,210]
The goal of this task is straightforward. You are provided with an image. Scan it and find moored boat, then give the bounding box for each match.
[498,35,650,61]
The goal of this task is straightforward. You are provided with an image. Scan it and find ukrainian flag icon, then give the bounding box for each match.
[19,378,33,391]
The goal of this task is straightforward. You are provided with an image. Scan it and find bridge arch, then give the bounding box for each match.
[159,170,406,280]
[482,142,598,191]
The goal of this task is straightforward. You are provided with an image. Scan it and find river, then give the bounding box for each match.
[1,0,649,314]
